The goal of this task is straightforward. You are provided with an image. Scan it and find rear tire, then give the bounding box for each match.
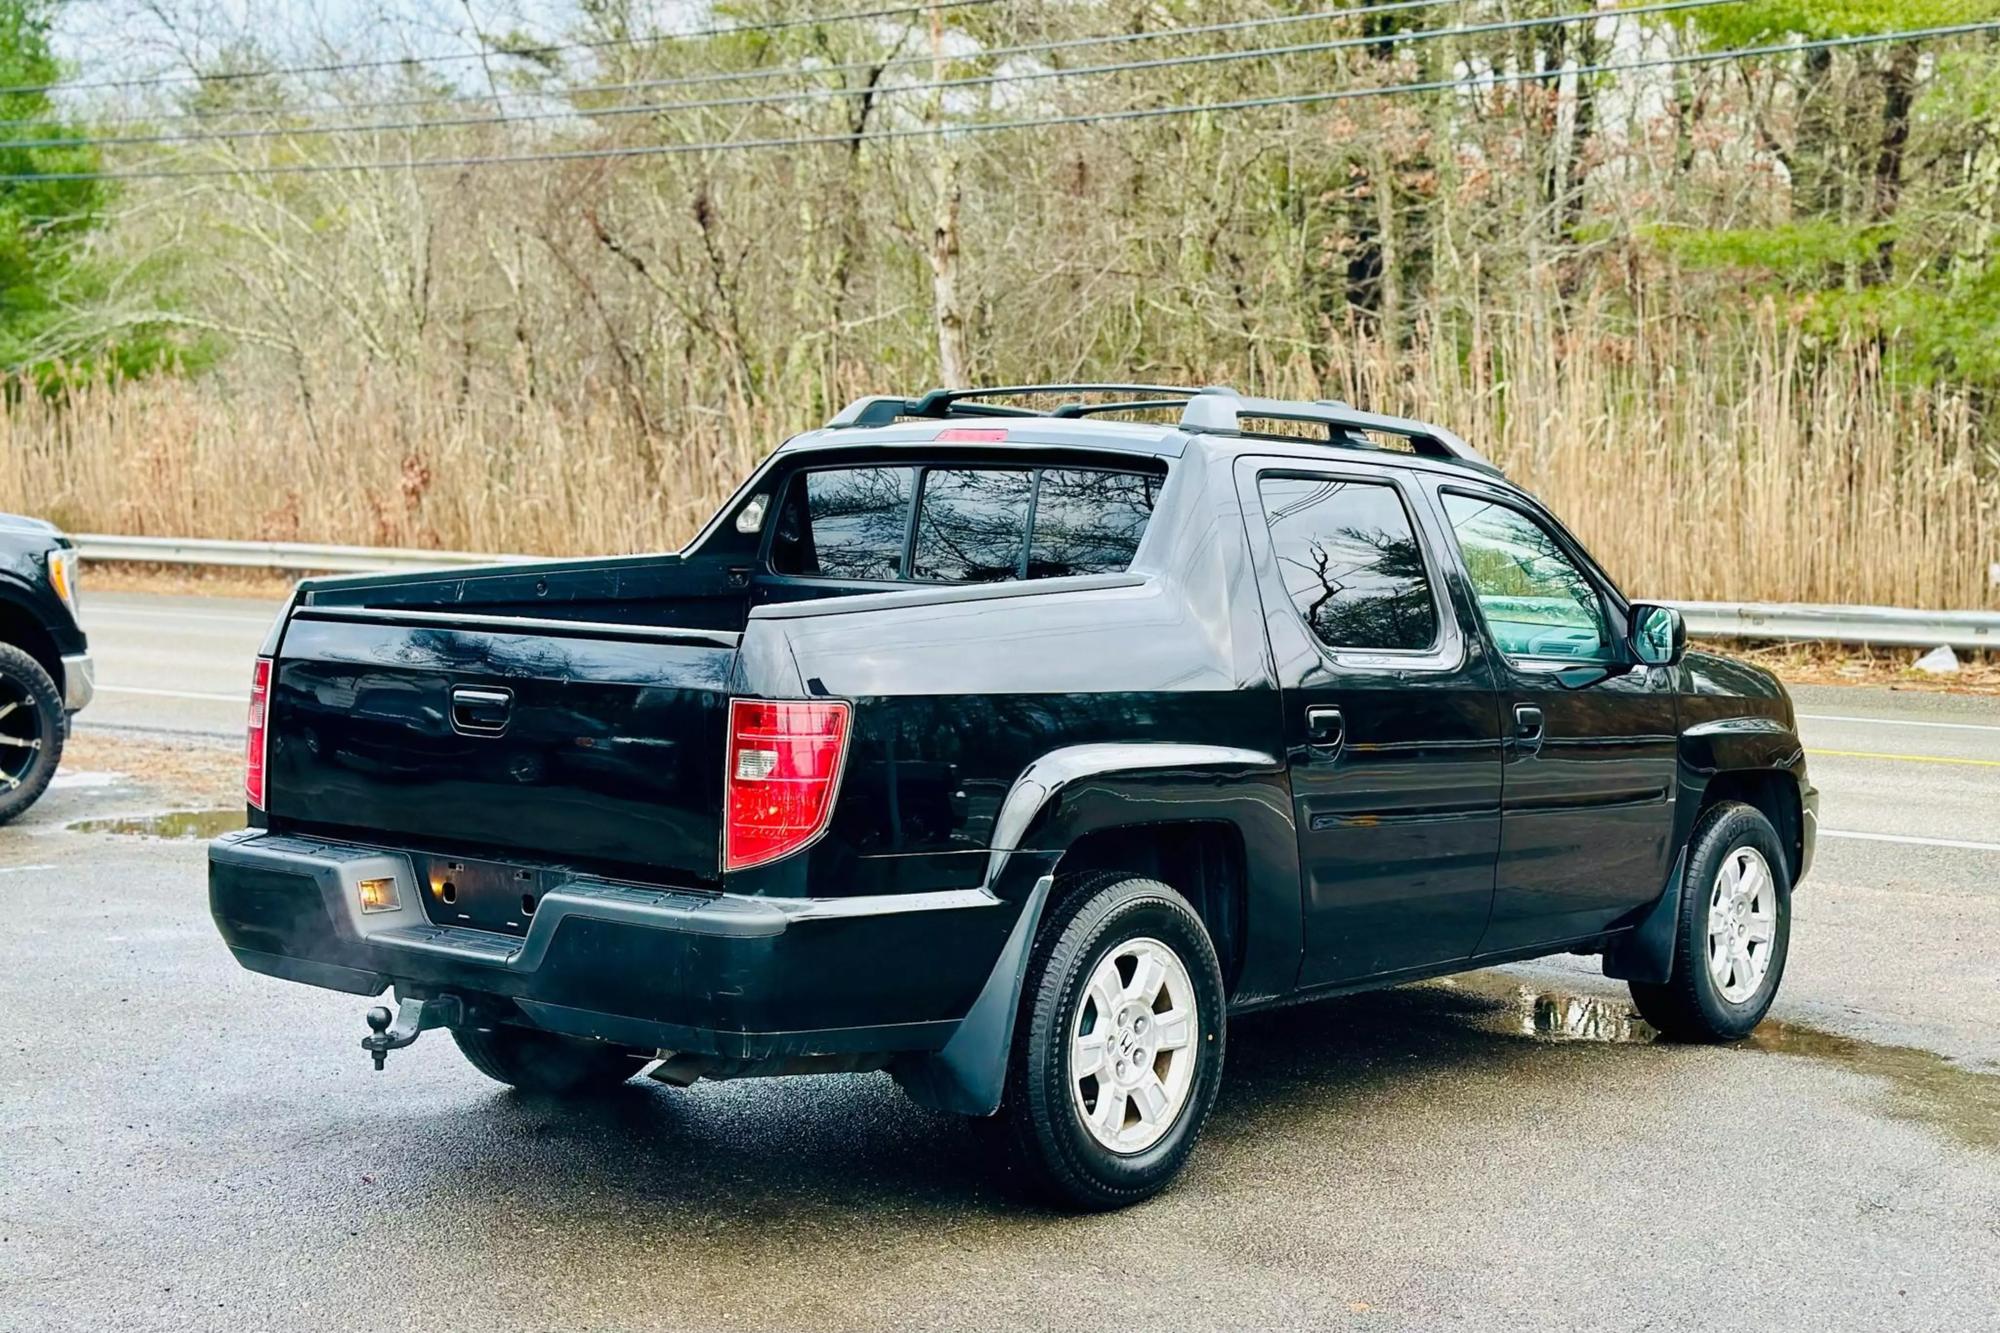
[452,1022,650,1094]
[1628,801,1792,1041]
[992,872,1226,1211]
[0,643,64,828]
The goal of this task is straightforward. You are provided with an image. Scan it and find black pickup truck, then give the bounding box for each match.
[0,513,92,823]
[210,384,1817,1209]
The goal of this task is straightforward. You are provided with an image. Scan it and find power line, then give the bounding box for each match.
[7,0,1481,131]
[0,0,1004,98]
[4,19,1991,184]
[0,0,1736,155]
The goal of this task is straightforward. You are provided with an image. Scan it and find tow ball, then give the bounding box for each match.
[361,995,464,1070]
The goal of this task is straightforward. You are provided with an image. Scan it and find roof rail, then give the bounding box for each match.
[1177,387,1495,472]
[826,383,1199,428]
[823,383,1496,473]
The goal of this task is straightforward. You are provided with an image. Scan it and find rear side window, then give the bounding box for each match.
[1259,475,1439,652]
[1030,469,1159,578]
[770,467,914,580]
[771,463,1156,583]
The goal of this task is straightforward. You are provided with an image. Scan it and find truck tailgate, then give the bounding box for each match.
[265,608,738,883]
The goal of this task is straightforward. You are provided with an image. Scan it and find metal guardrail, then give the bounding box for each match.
[74,534,534,573]
[71,534,1998,648]
[1664,600,1998,651]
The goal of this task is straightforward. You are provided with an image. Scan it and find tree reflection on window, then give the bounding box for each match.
[913,469,1033,582]
[1260,477,1439,652]
[771,462,1158,584]
[1030,469,1158,578]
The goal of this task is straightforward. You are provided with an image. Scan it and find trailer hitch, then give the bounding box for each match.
[361,995,464,1070]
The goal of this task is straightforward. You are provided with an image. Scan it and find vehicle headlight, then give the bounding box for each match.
[47,548,80,617]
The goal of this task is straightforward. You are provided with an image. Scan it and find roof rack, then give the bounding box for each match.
[1177,387,1496,472]
[826,384,1199,428]
[823,382,1496,473]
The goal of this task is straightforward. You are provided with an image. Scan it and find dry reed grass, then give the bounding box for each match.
[3,310,1994,609]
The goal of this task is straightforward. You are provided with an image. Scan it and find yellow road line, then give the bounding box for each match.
[1808,748,2000,769]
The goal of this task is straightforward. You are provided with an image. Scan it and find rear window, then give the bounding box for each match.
[912,469,1034,583]
[771,463,1157,583]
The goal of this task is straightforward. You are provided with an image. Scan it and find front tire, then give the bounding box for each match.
[452,1022,650,1094]
[1628,801,1792,1041]
[994,873,1226,1211]
[0,643,64,828]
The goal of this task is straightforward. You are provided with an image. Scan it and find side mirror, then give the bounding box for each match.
[1628,603,1687,666]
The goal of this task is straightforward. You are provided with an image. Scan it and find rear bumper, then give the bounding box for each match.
[208,829,1024,1061]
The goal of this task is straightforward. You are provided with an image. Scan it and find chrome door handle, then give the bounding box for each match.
[1305,705,1345,754]
[1513,704,1544,755]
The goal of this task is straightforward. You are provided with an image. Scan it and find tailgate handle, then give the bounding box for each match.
[450,686,514,736]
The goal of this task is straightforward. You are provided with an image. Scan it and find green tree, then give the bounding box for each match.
[0,0,188,387]
[1667,5,2000,386]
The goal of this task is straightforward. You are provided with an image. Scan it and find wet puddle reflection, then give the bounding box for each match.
[67,809,243,840]
[1439,971,1999,1151]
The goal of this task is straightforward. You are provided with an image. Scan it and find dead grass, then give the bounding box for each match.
[82,563,299,601]
[61,732,243,804]
[1714,640,2000,695]
[5,311,1995,610]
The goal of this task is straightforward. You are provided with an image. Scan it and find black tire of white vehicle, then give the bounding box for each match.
[1628,801,1792,1042]
[996,873,1227,1211]
[0,643,64,828]
[452,1022,651,1094]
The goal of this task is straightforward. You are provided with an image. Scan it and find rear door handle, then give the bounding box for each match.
[1305,705,1345,756]
[1513,704,1545,756]
[450,686,514,736]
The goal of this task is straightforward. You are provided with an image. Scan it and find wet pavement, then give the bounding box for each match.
[4,803,1997,1330]
[1,603,1997,1330]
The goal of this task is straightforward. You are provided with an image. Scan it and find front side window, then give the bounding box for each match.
[1441,493,1610,660]
[771,462,1157,584]
[770,467,915,580]
[1259,475,1439,652]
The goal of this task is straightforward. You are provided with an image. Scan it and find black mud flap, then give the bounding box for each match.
[1602,848,1687,985]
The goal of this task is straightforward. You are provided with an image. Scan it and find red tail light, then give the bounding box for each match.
[724,698,851,872]
[245,656,272,810]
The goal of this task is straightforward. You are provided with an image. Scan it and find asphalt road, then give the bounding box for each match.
[3,592,1997,1331]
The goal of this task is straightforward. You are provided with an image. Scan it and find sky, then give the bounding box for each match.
[47,0,604,97]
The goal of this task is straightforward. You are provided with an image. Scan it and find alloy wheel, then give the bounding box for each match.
[1706,846,1777,1004]
[1069,937,1199,1154]
[0,676,46,795]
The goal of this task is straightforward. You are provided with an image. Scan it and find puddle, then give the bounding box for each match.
[66,808,243,840]
[1743,1022,2000,1152]
[1439,971,2000,1151]
[1442,976,1659,1045]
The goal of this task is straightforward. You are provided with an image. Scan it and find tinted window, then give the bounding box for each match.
[1260,476,1438,651]
[770,467,913,580]
[912,469,1033,583]
[1029,469,1157,578]
[770,462,1160,584]
[1442,494,1609,660]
